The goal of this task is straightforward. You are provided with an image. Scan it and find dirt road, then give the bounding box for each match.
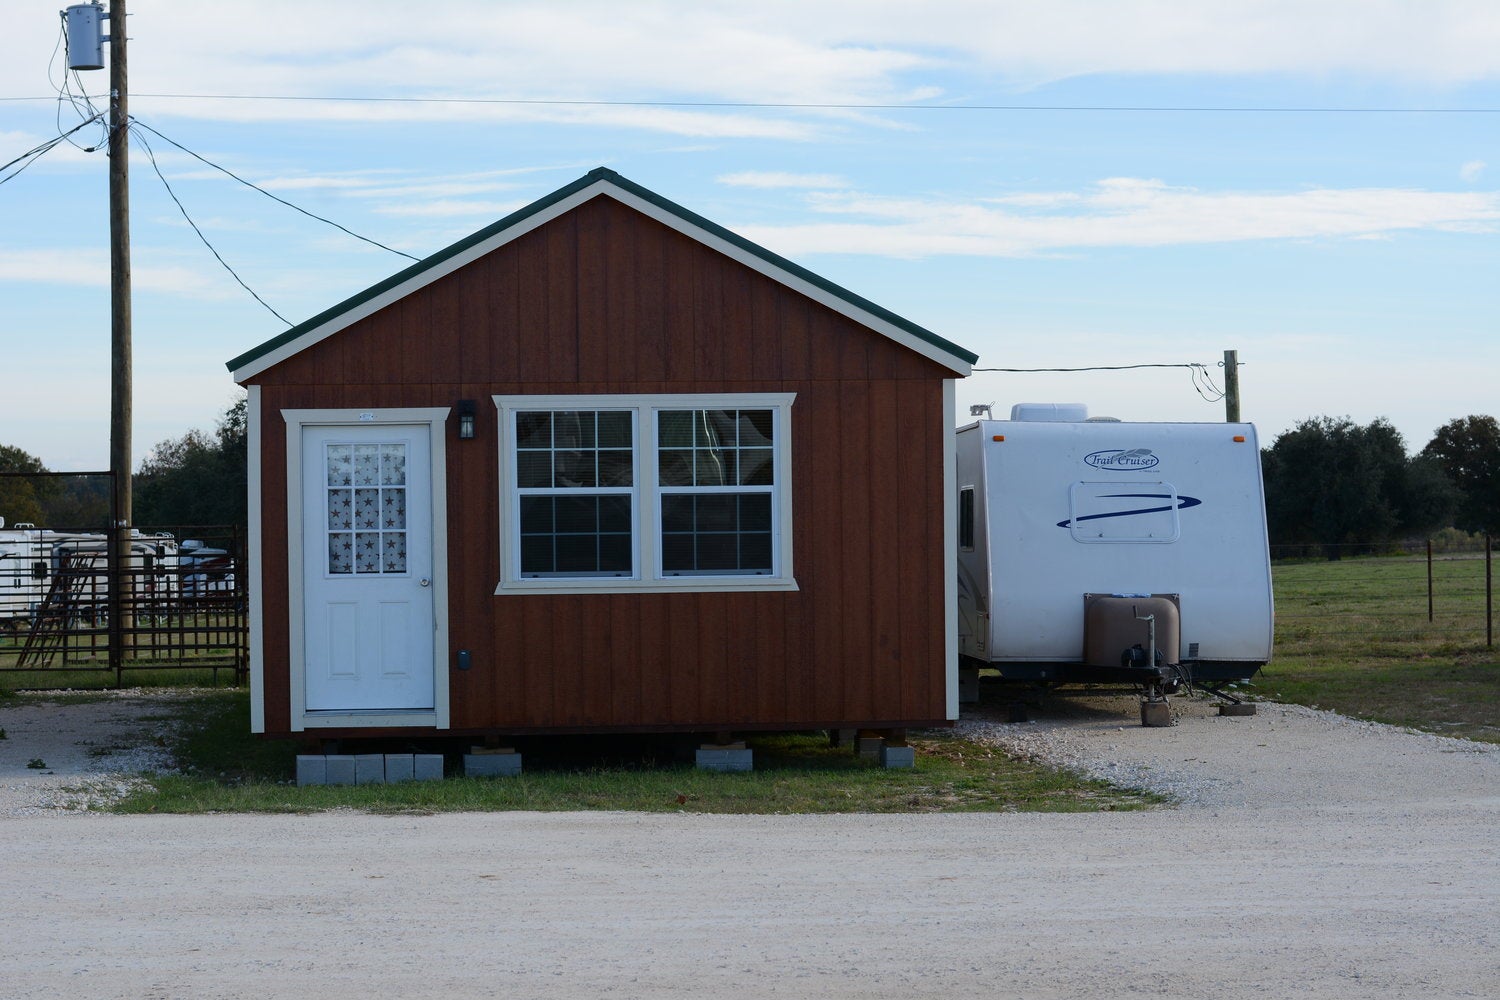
[2,694,1497,999]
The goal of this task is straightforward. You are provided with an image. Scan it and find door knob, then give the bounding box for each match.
[418,578,431,587]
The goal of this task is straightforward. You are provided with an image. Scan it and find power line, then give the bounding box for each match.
[974,361,1227,403]
[133,125,291,326]
[0,111,107,186]
[4,93,1500,114]
[130,119,419,262]
[975,362,1209,373]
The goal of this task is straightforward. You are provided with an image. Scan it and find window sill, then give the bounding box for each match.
[494,577,799,596]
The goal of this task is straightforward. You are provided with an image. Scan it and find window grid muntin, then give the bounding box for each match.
[514,409,637,578]
[656,408,777,577]
[659,489,775,575]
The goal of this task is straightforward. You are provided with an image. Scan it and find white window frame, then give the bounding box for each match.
[494,393,798,594]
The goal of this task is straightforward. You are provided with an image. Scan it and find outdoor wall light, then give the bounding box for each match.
[457,399,476,440]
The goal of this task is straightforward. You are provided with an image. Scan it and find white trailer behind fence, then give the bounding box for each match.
[0,519,182,630]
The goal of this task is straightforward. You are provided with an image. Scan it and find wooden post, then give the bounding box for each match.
[108,0,132,670]
[1427,538,1434,623]
[1223,349,1240,423]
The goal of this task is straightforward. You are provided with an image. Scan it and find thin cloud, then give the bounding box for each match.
[375,199,530,218]
[735,179,1500,258]
[718,171,848,189]
[1460,160,1486,182]
[0,248,240,298]
[130,94,832,141]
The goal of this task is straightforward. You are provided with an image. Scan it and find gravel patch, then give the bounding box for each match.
[956,690,1500,811]
[0,689,184,816]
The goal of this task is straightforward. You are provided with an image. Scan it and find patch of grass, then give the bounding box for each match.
[1252,654,1499,743]
[1266,552,1498,743]
[115,689,1162,815]
[0,666,242,693]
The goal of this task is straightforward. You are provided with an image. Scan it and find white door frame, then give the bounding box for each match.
[283,407,451,732]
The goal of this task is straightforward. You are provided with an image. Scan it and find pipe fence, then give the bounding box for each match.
[1,514,246,683]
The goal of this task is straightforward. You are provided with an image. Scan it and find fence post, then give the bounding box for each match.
[1427,538,1434,623]
[108,472,123,687]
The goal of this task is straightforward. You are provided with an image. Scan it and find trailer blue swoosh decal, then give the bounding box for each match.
[1056,493,1201,528]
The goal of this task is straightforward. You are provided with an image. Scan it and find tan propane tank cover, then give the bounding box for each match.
[1082,594,1181,667]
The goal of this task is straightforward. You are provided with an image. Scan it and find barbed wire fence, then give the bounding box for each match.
[1271,536,1494,653]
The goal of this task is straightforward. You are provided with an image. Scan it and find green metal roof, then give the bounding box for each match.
[226,167,978,376]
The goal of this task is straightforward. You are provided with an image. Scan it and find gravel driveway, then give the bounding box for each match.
[2,690,1496,999]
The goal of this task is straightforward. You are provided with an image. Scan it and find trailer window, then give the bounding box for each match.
[1065,481,1184,543]
[495,393,796,594]
[958,486,975,551]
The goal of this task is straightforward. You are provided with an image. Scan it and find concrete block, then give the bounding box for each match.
[855,737,884,762]
[324,755,357,786]
[355,754,386,785]
[1218,703,1257,717]
[959,667,980,704]
[695,747,753,772]
[880,745,916,769]
[1140,700,1173,728]
[295,755,327,787]
[413,754,445,781]
[384,754,415,783]
[464,752,523,777]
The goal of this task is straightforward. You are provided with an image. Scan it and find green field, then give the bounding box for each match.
[1257,551,1496,742]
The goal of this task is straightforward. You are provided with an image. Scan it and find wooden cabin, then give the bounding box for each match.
[227,168,976,741]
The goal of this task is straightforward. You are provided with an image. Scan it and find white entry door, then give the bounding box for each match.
[302,424,435,711]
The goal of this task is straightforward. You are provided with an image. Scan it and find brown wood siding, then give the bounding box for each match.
[249,195,952,736]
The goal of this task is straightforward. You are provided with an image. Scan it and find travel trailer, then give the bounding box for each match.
[0,519,181,629]
[956,405,1273,713]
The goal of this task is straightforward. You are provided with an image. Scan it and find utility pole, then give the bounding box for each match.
[109,0,131,541]
[1223,348,1240,423]
[108,0,132,662]
[66,0,131,663]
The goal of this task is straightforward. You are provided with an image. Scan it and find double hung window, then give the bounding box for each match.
[495,394,796,593]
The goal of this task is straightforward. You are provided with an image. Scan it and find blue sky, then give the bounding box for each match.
[3,0,1498,471]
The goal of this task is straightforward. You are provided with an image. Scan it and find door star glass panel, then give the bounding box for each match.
[326,442,409,575]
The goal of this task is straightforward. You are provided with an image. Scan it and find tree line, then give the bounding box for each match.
[1262,414,1499,555]
[0,396,247,532]
[3,399,1497,552]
